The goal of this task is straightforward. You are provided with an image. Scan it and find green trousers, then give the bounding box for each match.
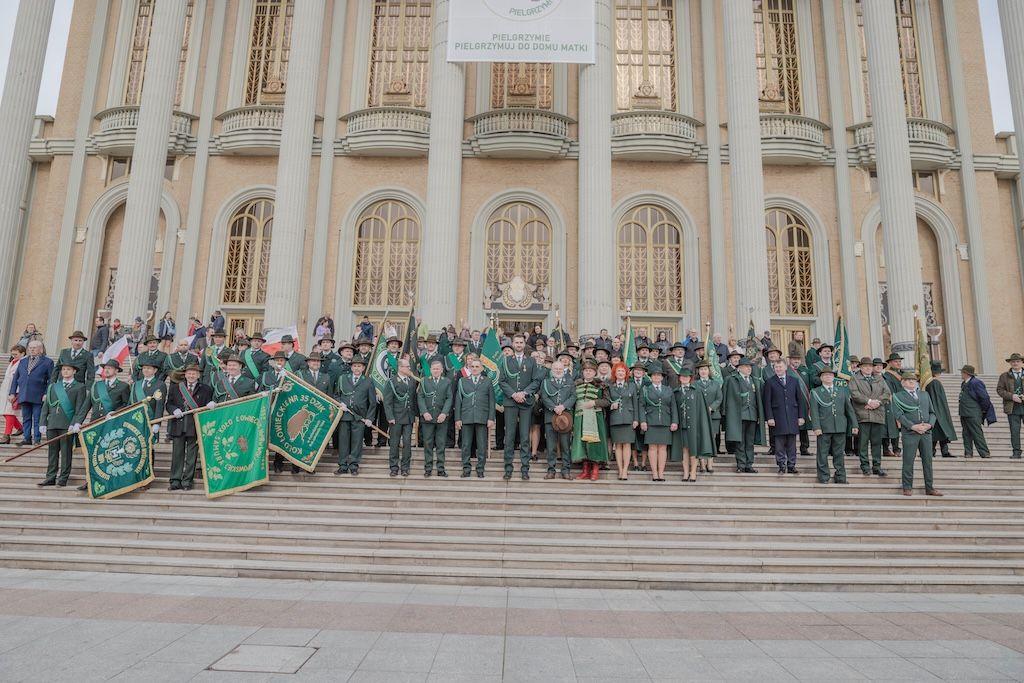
[1009,412,1023,456]
[544,423,571,474]
[420,421,446,473]
[900,430,934,491]
[169,436,198,487]
[461,423,488,474]
[815,433,847,483]
[503,405,533,475]
[959,416,989,457]
[45,428,73,485]
[732,421,757,470]
[858,422,884,471]
[337,421,365,468]
[388,422,413,472]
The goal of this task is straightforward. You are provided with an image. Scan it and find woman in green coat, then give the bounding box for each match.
[694,360,724,474]
[571,359,611,481]
[607,361,639,480]
[671,368,715,482]
[639,367,678,482]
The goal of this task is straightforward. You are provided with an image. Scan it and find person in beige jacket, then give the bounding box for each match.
[848,356,892,477]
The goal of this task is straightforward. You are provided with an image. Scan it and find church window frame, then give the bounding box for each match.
[765,208,815,316]
[221,198,274,306]
[614,0,677,112]
[244,0,294,106]
[855,0,925,118]
[616,204,684,314]
[123,0,195,108]
[484,201,553,311]
[366,0,433,109]
[753,0,802,114]
[352,199,421,308]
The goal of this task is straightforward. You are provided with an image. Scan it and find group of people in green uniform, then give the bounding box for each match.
[26,323,1015,496]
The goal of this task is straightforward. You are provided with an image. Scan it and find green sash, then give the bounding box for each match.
[51,382,74,419]
[178,382,199,410]
[219,373,239,400]
[385,352,398,372]
[447,352,464,373]
[242,349,260,378]
[94,381,114,413]
[131,380,147,403]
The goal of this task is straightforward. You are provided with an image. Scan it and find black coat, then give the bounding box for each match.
[761,373,807,435]
[165,381,213,438]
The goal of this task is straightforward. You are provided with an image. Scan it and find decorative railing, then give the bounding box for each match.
[96,106,193,136]
[470,108,573,138]
[217,105,285,133]
[611,110,700,140]
[759,113,827,145]
[851,118,953,148]
[343,107,430,135]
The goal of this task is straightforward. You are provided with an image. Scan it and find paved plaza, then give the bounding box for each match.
[1,569,1023,681]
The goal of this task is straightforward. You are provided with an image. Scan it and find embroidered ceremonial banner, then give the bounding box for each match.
[80,404,154,499]
[268,371,343,472]
[196,393,271,498]
[480,326,505,407]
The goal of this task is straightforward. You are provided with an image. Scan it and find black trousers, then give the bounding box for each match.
[503,405,533,474]
[45,428,73,485]
[337,421,365,468]
[773,433,796,469]
[169,436,199,487]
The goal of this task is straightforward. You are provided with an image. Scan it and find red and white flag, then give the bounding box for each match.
[262,325,300,356]
[101,336,131,366]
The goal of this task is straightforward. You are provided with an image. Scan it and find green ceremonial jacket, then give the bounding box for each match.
[212,373,256,402]
[133,350,168,381]
[671,383,714,460]
[240,348,270,382]
[892,389,937,432]
[638,383,677,427]
[605,380,639,426]
[88,379,130,419]
[455,375,495,424]
[297,367,333,395]
[51,348,95,385]
[723,372,764,443]
[335,373,376,422]
[382,376,416,424]
[809,384,858,434]
[540,375,577,425]
[129,376,166,420]
[40,380,89,429]
[694,378,724,424]
[925,380,957,442]
[417,375,453,421]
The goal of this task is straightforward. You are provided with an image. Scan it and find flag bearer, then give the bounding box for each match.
[418,358,453,477]
[166,360,214,491]
[36,360,89,488]
[334,357,375,476]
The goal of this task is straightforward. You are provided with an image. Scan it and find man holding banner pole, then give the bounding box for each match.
[334,356,376,475]
[165,359,213,491]
[36,360,89,487]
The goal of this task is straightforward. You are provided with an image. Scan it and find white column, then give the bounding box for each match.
[722,0,770,333]
[943,0,991,372]
[262,1,325,329]
[0,0,54,341]
[861,0,925,352]
[111,0,188,323]
[577,0,615,334]
[701,0,727,333]
[419,0,464,327]
[820,0,862,346]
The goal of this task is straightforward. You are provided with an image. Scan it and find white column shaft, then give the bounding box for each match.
[701,0,727,333]
[111,0,189,323]
[420,0,464,327]
[0,0,54,340]
[577,0,615,334]
[861,0,925,351]
[262,1,325,329]
[722,0,770,333]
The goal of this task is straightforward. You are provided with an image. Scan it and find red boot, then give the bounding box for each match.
[588,461,600,480]
[575,461,592,480]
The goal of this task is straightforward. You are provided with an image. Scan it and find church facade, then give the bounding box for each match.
[8,0,1024,372]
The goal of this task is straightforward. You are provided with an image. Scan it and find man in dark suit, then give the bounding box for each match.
[383,358,417,476]
[37,360,89,487]
[9,340,54,445]
[166,360,214,491]
[417,358,453,477]
[498,333,541,480]
[334,357,376,475]
[762,357,807,475]
[51,330,95,385]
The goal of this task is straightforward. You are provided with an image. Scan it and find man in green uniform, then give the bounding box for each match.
[417,358,453,477]
[279,335,307,373]
[213,354,256,403]
[82,359,132,490]
[882,353,904,456]
[134,336,168,382]
[334,357,375,475]
[240,333,270,386]
[131,357,166,442]
[996,353,1024,459]
[51,330,95,385]
[723,358,762,473]
[807,342,833,390]
[892,371,943,496]
[298,351,333,394]
[261,351,287,391]
[383,358,417,477]
[498,333,541,481]
[789,352,813,456]
[540,358,576,479]
[37,360,89,487]
[925,362,957,459]
[318,338,346,383]
[809,366,857,484]
[849,356,890,477]
[201,330,229,383]
[456,358,495,478]
[420,335,443,374]
[163,339,193,384]
[959,364,996,459]
[662,342,688,388]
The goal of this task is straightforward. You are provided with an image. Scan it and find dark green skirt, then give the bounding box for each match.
[610,424,636,444]
[644,425,672,445]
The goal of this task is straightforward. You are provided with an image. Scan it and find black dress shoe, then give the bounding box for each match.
[349,466,359,476]
[744,467,759,474]
[334,466,347,475]
[861,468,871,476]
[503,472,512,480]
[273,461,283,474]
[401,469,410,477]
[873,468,887,477]
[182,483,193,491]
[36,480,55,487]
[788,467,799,474]
[461,471,471,478]
[817,478,829,484]
[168,483,182,491]
[424,471,432,478]
[291,465,301,474]
[777,466,785,475]
[76,483,87,491]
[477,471,485,478]
[834,479,849,485]
[19,441,32,447]
[437,470,448,478]
[941,453,955,458]
[390,469,399,477]
[521,472,529,481]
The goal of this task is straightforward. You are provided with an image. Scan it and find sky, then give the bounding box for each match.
[0,0,1016,131]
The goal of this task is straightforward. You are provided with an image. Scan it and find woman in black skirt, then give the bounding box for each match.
[607,361,639,480]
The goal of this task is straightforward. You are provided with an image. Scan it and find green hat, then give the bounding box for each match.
[581,358,598,371]
[557,350,574,360]
[765,344,782,357]
[386,336,401,346]
[817,366,835,377]
[960,364,976,375]
[224,354,243,366]
[337,342,354,352]
[695,359,712,369]
[818,342,834,352]
[351,357,367,367]
[670,341,686,351]
[58,359,80,370]
[727,349,743,359]
[356,338,373,348]
[144,335,159,344]
[859,356,874,366]
[67,330,88,341]
[451,337,467,347]
[272,350,287,361]
[103,359,121,371]
[249,332,266,342]
[1006,353,1024,363]
[738,358,754,367]
[679,367,693,378]
[886,352,903,363]
[140,357,162,369]
[319,336,335,345]
[306,351,322,362]
[280,334,296,345]
[212,329,227,338]
[183,358,200,370]
[425,334,439,344]
[900,371,919,381]
[630,362,646,372]
[849,355,860,363]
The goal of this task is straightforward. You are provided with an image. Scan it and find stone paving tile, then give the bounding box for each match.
[705,654,799,681]
[209,644,317,674]
[357,631,443,673]
[909,656,1017,681]
[430,634,504,675]
[840,656,941,680]
[774,656,867,681]
[244,626,320,646]
[566,637,649,679]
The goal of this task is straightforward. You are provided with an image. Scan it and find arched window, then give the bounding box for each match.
[485,202,552,310]
[490,63,554,109]
[367,0,433,108]
[245,0,293,106]
[124,0,195,107]
[754,0,801,114]
[614,0,677,112]
[222,199,274,305]
[616,204,683,313]
[353,200,420,307]
[765,208,815,316]
[855,0,924,117]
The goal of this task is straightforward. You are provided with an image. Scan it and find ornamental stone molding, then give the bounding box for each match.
[848,117,957,170]
[758,113,832,165]
[211,105,322,156]
[337,107,431,157]
[610,110,703,162]
[92,106,196,156]
[464,108,576,159]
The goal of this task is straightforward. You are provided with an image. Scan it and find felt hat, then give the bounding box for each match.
[67,330,88,341]
[960,364,976,376]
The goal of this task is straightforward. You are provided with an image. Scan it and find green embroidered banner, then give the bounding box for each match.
[269,371,343,472]
[80,404,154,499]
[196,393,271,498]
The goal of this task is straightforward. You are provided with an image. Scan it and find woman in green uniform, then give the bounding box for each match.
[671,367,715,482]
[571,359,610,481]
[639,367,677,482]
[694,360,723,474]
[607,361,639,480]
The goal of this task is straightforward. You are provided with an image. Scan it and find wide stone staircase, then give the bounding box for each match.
[0,370,1020,592]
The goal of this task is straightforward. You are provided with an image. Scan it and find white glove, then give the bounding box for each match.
[206,401,216,409]
[363,419,373,427]
[339,402,348,411]
[38,426,46,437]
[151,425,160,434]
[69,423,81,434]
[173,409,183,418]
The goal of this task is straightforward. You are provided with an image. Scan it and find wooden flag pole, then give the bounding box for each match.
[150,387,283,426]
[4,393,161,462]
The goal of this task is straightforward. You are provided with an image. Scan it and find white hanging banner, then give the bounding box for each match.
[447,0,596,64]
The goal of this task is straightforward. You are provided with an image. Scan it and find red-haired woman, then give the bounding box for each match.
[607,361,639,480]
